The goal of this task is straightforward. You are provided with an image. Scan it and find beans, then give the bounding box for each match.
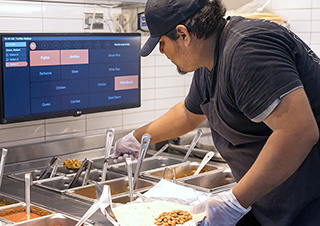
[154,209,193,225]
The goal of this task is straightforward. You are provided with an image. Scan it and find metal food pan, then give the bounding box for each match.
[0,194,21,209]
[178,169,236,193]
[0,204,53,224]
[111,189,148,204]
[8,169,60,182]
[92,152,153,170]
[33,174,93,193]
[65,177,155,203]
[91,157,116,169]
[111,194,140,204]
[8,165,81,182]
[109,156,186,175]
[11,213,93,226]
[142,161,222,181]
[85,169,125,182]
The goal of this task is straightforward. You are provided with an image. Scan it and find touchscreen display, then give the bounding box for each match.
[0,33,140,124]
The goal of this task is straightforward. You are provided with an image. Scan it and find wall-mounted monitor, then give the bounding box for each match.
[0,33,141,124]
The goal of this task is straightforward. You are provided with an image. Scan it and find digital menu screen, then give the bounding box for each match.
[0,33,141,124]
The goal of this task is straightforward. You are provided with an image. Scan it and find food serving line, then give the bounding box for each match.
[0,127,235,225]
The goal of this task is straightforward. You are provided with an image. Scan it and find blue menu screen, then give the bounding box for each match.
[0,33,141,123]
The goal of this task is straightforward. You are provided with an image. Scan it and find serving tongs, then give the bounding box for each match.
[101,128,115,182]
[75,184,118,226]
[0,148,8,188]
[162,166,177,184]
[182,129,203,162]
[125,158,134,202]
[153,143,169,157]
[67,158,93,189]
[132,133,152,189]
[38,156,61,180]
[193,151,215,175]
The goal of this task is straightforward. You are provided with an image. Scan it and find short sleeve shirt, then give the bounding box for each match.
[185,16,320,138]
[184,16,320,225]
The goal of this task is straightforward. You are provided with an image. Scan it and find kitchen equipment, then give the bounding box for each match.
[67,158,93,189]
[111,193,142,204]
[0,148,8,188]
[182,129,203,162]
[25,173,32,216]
[101,128,115,182]
[12,213,93,226]
[8,165,77,182]
[162,167,176,183]
[33,174,93,193]
[75,184,112,226]
[95,184,118,224]
[0,204,53,224]
[142,161,221,181]
[65,177,155,203]
[193,151,215,175]
[125,158,134,202]
[153,143,169,157]
[109,156,184,174]
[38,157,61,180]
[179,168,236,193]
[83,169,125,182]
[0,194,21,208]
[133,133,151,189]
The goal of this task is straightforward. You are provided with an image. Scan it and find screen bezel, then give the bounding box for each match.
[0,32,141,124]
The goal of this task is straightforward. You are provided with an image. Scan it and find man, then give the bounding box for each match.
[112,0,320,225]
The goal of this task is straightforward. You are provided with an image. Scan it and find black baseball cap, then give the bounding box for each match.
[140,0,210,57]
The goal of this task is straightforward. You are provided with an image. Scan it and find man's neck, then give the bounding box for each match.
[196,21,229,71]
[193,35,217,71]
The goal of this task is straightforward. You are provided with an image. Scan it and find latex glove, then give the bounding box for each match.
[112,131,140,163]
[190,189,251,226]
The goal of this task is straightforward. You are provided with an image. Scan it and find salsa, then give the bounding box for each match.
[2,212,41,222]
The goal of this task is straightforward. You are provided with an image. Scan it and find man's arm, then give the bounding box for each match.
[233,87,319,208]
[133,101,207,143]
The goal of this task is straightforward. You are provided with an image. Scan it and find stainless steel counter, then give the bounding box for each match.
[0,175,111,225]
[0,131,232,225]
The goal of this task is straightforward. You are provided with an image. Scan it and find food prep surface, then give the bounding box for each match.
[0,132,233,226]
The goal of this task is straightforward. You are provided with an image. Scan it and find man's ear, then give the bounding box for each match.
[176,25,191,46]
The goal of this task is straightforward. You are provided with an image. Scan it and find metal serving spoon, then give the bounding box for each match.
[101,128,115,182]
[182,129,203,162]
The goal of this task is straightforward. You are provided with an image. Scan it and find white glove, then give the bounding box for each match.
[190,189,251,226]
[112,131,140,163]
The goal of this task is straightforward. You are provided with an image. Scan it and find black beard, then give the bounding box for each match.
[177,67,188,75]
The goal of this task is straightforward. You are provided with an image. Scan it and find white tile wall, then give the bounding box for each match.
[311,33,320,44]
[270,0,320,57]
[0,0,319,149]
[313,0,320,8]
[0,1,42,17]
[290,21,311,33]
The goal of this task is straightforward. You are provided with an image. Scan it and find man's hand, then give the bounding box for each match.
[191,189,251,226]
[112,131,140,163]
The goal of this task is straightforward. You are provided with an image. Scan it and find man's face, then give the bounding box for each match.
[158,35,190,74]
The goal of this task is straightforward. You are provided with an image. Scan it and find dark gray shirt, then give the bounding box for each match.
[185,16,320,225]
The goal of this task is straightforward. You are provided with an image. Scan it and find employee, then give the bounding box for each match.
[112,0,320,225]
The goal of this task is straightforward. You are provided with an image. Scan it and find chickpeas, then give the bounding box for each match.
[154,209,193,225]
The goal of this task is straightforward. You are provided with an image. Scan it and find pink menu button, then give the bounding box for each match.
[61,49,88,65]
[6,61,28,67]
[30,50,60,67]
[115,75,139,90]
